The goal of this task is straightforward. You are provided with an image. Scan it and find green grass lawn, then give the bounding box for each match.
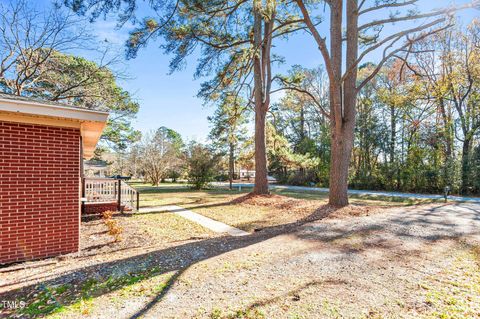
[415,245,480,319]
[130,181,439,207]
[271,188,442,206]
[129,211,214,242]
[128,181,439,233]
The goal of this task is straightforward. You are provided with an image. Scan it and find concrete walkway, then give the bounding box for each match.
[214,182,480,203]
[139,205,249,237]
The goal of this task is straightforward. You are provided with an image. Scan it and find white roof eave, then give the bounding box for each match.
[0,97,109,122]
[0,97,109,160]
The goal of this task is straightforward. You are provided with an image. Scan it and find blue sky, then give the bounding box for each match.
[31,0,479,142]
[121,28,322,143]
[82,2,324,142]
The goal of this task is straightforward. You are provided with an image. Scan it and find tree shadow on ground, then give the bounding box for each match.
[124,204,480,319]
[1,202,479,318]
[295,203,480,255]
[0,205,332,318]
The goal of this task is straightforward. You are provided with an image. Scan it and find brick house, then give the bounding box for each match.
[0,93,109,265]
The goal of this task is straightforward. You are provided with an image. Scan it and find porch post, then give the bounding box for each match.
[80,136,85,215]
[136,191,140,212]
[81,178,86,214]
[117,179,122,212]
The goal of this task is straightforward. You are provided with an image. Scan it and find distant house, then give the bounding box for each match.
[84,159,110,177]
[0,93,109,265]
[238,169,256,179]
[238,170,277,182]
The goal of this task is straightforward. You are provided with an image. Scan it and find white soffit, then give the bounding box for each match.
[0,97,109,159]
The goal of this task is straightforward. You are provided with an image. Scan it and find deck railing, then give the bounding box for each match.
[119,180,139,212]
[82,177,139,212]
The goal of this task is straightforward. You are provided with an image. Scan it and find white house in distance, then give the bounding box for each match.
[239,169,256,179]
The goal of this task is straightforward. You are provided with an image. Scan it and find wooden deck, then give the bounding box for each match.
[81,178,139,213]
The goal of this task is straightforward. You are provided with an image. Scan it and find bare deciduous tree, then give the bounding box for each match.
[411,22,480,193]
[138,127,184,185]
[0,0,92,95]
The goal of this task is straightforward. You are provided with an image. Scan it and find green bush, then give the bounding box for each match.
[185,142,219,190]
[214,173,229,182]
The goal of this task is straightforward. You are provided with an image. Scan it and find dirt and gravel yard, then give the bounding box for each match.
[1,185,479,319]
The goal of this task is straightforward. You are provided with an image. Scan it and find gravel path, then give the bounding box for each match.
[137,202,479,319]
[2,203,479,318]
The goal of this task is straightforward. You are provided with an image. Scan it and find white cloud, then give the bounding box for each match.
[92,20,134,45]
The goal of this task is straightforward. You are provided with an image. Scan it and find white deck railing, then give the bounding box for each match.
[82,177,139,212]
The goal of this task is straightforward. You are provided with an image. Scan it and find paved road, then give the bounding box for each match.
[214,182,480,203]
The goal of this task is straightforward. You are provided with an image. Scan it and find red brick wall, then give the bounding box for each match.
[83,202,119,214]
[0,121,80,265]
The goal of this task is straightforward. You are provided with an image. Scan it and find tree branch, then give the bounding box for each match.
[357,24,451,92]
[359,0,418,15]
[343,17,445,82]
[295,0,335,84]
[359,0,480,31]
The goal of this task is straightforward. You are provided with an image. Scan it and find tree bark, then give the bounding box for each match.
[300,104,305,141]
[253,107,269,194]
[329,125,355,206]
[328,0,358,207]
[389,103,401,190]
[327,0,344,206]
[461,137,472,194]
[251,0,271,195]
[229,142,234,190]
[390,104,396,165]
[438,98,454,186]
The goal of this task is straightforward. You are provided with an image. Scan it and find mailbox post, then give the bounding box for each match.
[444,186,451,203]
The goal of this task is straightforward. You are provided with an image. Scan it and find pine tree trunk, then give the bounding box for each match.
[252,0,270,195]
[327,0,357,207]
[329,127,354,207]
[253,107,269,194]
[229,142,234,190]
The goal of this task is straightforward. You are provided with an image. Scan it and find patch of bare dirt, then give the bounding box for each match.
[230,193,324,212]
[79,213,155,257]
[230,193,385,222]
[327,205,384,219]
[231,193,303,209]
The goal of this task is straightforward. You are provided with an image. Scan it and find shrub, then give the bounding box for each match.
[104,219,123,242]
[214,173,229,182]
[274,169,319,186]
[102,210,123,242]
[185,142,220,190]
[102,210,115,220]
[168,170,182,182]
